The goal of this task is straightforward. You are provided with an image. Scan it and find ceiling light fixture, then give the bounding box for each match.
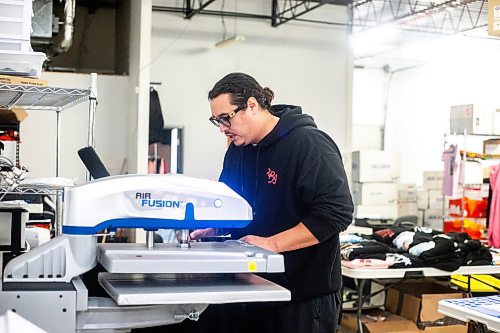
[214,0,244,48]
[215,35,246,48]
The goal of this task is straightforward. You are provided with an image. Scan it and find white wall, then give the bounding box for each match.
[353,36,500,185]
[149,3,352,179]
[352,67,386,150]
[17,73,130,184]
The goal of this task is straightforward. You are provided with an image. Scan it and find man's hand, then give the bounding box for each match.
[189,228,216,241]
[240,235,279,253]
[240,223,319,253]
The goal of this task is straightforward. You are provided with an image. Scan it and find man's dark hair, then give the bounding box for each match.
[208,72,274,110]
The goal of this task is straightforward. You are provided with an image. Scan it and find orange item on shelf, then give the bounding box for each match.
[444,218,486,240]
[465,196,488,218]
[447,188,488,218]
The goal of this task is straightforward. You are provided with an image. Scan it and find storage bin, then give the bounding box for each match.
[0,38,31,52]
[0,50,45,78]
[0,0,33,41]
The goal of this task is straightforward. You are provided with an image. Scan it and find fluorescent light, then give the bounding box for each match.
[215,35,246,48]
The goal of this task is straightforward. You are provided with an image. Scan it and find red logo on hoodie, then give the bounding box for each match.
[266,168,278,185]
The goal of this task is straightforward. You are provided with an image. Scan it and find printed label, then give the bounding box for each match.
[495,5,500,20]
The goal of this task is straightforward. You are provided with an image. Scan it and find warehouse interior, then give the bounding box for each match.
[0,0,500,332]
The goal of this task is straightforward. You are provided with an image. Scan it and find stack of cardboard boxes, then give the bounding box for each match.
[417,171,445,230]
[397,183,418,218]
[351,150,400,221]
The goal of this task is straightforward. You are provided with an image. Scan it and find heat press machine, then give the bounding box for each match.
[0,174,290,332]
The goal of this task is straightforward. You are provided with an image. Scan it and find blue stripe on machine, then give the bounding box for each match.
[62,218,251,235]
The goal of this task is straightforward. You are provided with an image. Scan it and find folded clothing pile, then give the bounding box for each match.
[340,226,492,270]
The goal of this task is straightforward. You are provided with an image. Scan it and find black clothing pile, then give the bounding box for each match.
[340,241,391,261]
[341,226,492,271]
[449,232,493,266]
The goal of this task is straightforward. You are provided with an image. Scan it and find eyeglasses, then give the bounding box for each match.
[209,105,247,128]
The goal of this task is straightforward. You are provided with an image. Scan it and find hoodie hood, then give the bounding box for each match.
[258,104,317,147]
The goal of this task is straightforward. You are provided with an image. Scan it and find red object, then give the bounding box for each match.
[465,196,488,218]
[0,129,20,141]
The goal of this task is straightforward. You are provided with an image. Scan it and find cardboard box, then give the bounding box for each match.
[385,282,467,332]
[417,209,424,226]
[353,182,398,205]
[0,74,47,86]
[341,309,421,333]
[398,183,418,202]
[417,189,429,210]
[424,208,444,230]
[488,0,500,37]
[450,104,493,135]
[484,139,500,158]
[422,171,443,190]
[0,108,28,123]
[428,189,444,210]
[398,201,418,217]
[352,150,400,183]
[356,204,398,220]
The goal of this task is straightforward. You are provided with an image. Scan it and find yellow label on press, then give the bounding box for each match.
[247,262,257,272]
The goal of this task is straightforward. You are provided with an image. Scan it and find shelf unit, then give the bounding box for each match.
[0,184,64,196]
[0,84,91,176]
[443,132,500,238]
[0,82,93,235]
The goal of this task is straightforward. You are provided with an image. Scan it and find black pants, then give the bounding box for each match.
[165,291,341,333]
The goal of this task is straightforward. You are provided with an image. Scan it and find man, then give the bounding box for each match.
[191,72,353,333]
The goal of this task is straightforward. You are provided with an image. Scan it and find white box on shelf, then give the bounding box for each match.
[397,183,417,202]
[0,50,46,78]
[352,182,398,205]
[398,201,418,217]
[460,160,484,185]
[422,170,443,190]
[0,0,33,41]
[355,204,398,220]
[351,150,400,183]
[428,189,445,209]
[417,189,429,209]
[484,139,500,157]
[450,104,493,135]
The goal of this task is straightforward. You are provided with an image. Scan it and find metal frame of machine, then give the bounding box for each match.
[0,174,290,332]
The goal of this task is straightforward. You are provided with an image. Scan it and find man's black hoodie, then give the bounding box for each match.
[219,105,354,301]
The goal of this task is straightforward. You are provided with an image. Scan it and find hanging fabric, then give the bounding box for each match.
[442,144,459,196]
[149,88,165,144]
[488,164,500,248]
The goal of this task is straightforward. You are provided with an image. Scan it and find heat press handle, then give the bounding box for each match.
[78,146,110,179]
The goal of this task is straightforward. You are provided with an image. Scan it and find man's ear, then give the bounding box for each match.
[247,97,258,113]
